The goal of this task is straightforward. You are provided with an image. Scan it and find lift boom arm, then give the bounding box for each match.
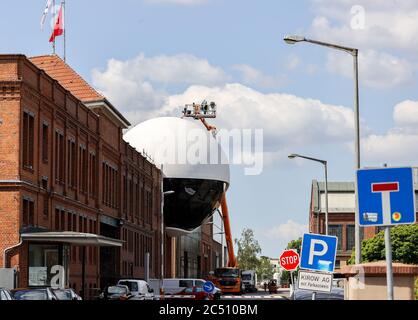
[220,193,237,268]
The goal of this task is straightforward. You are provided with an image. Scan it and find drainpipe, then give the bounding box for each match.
[3,238,23,268]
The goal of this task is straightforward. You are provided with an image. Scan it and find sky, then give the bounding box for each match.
[2,0,418,258]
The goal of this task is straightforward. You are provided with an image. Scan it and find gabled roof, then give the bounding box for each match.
[29,54,103,102]
[29,54,130,128]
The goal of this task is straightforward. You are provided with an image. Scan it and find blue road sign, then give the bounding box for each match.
[357,167,416,226]
[203,281,215,294]
[300,233,337,273]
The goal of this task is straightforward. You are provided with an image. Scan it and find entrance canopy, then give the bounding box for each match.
[21,231,123,247]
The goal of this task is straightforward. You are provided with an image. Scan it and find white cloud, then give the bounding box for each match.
[310,0,418,54]
[144,0,208,5]
[393,100,418,128]
[232,64,285,88]
[159,83,355,151]
[308,1,418,89]
[362,131,418,165]
[91,53,228,124]
[264,220,308,241]
[326,50,415,89]
[360,99,418,165]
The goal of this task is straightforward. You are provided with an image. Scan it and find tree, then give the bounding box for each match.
[286,237,302,254]
[280,237,302,283]
[348,224,418,265]
[256,256,273,282]
[235,228,261,270]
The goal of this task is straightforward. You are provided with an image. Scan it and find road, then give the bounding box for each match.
[221,288,291,300]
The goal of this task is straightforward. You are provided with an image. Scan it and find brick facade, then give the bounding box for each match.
[0,54,162,296]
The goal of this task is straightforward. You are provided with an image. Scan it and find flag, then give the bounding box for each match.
[40,0,53,30]
[49,4,64,43]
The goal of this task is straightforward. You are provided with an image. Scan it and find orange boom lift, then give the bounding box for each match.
[182,101,243,294]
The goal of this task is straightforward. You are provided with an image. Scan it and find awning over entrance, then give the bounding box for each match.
[21,231,123,247]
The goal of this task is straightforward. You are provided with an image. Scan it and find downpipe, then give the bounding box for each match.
[3,237,23,268]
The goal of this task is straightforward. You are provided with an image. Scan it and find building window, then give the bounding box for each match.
[23,198,35,226]
[123,174,127,215]
[134,233,139,267]
[42,122,49,163]
[79,145,88,193]
[43,196,49,218]
[55,130,65,184]
[89,152,97,198]
[22,111,35,170]
[376,226,385,234]
[335,260,341,269]
[144,190,152,224]
[67,139,76,188]
[346,225,355,252]
[328,225,343,251]
[103,162,118,208]
[67,212,72,231]
[140,235,144,267]
[55,208,60,230]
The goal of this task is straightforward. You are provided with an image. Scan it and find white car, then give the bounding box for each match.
[117,279,155,300]
[149,278,222,299]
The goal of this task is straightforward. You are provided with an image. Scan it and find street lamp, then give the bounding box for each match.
[208,209,226,267]
[284,35,361,264]
[160,164,175,296]
[288,154,329,235]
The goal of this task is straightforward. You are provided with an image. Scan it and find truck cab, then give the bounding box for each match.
[241,270,257,293]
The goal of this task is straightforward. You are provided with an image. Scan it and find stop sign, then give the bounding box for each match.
[279,249,300,271]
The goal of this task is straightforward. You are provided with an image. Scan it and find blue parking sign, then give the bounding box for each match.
[300,233,337,273]
[357,167,416,226]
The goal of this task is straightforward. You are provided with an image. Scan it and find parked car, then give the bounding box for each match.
[173,286,214,300]
[292,287,344,300]
[52,288,82,300]
[99,285,133,301]
[0,288,13,300]
[117,279,155,300]
[11,287,58,300]
[149,278,221,299]
[268,279,278,294]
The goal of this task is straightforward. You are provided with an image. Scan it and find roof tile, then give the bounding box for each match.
[29,54,104,102]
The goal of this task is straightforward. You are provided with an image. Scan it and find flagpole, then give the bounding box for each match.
[63,0,66,62]
[52,0,56,54]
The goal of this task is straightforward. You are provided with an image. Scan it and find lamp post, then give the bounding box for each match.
[288,154,329,235]
[207,209,225,267]
[284,35,361,263]
[160,165,174,296]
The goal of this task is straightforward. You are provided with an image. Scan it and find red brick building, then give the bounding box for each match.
[309,180,418,270]
[0,54,163,297]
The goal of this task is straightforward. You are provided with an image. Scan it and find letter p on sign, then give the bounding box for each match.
[308,239,328,265]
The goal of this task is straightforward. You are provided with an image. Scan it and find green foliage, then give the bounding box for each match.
[235,228,262,271]
[286,237,302,254]
[256,256,274,281]
[348,224,418,265]
[415,277,418,300]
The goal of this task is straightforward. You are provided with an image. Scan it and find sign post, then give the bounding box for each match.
[279,249,300,300]
[384,227,393,300]
[357,167,416,300]
[299,233,338,300]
